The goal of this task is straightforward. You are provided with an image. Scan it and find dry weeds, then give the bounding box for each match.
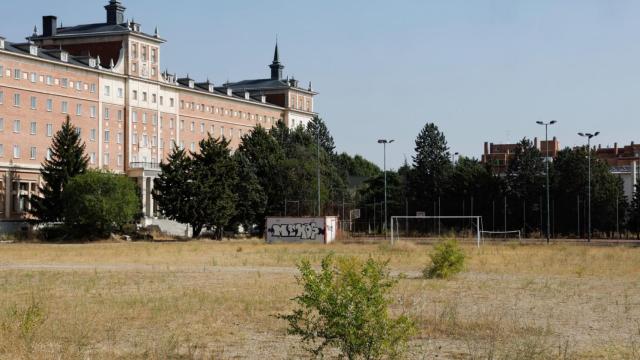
[0,240,639,359]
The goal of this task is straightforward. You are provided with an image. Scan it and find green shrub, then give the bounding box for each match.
[62,170,140,237]
[424,239,466,279]
[280,254,415,359]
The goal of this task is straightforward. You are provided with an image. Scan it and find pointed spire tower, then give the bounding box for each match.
[269,41,284,80]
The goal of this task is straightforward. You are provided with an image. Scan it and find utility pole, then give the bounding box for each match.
[536,120,557,244]
[578,131,600,242]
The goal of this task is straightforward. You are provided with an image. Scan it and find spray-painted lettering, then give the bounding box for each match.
[269,222,323,240]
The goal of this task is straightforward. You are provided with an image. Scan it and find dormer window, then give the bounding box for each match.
[89,58,96,67]
[244,92,250,100]
[0,38,4,49]
[226,88,232,96]
[208,84,214,92]
[60,51,68,62]
[188,80,194,88]
[29,45,38,56]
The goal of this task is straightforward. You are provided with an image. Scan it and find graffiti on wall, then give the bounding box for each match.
[267,222,325,241]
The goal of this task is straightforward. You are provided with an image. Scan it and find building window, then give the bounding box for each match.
[132,90,138,100]
[152,136,157,147]
[90,152,96,165]
[104,107,110,120]
[132,133,138,144]
[90,106,96,118]
[30,147,36,160]
[47,148,52,161]
[46,76,53,85]
[131,43,138,58]
[0,66,3,78]
[190,142,195,152]
[142,46,147,61]
[220,126,224,138]
[190,122,194,132]
[152,114,158,126]
[169,118,174,129]
[117,132,122,144]
[142,92,147,102]
[132,111,137,123]
[30,121,36,135]
[104,130,110,143]
[117,110,123,121]
[30,72,37,83]
[13,145,20,159]
[90,129,96,141]
[117,88,123,98]
[0,91,3,104]
[0,118,3,131]
[142,113,147,124]
[180,120,184,130]
[0,144,4,157]
[30,96,37,110]
[104,85,111,96]
[61,78,68,88]
[104,153,110,165]
[159,96,164,106]
[170,98,174,107]
[61,101,68,114]
[152,94,157,103]
[117,154,123,166]
[200,123,204,133]
[90,84,96,93]
[76,104,82,116]
[76,128,81,136]
[46,99,52,112]
[46,123,53,137]
[142,134,148,147]
[151,48,157,63]
[14,69,21,80]
[75,81,82,91]
[132,63,137,72]
[13,93,20,107]
[13,119,20,133]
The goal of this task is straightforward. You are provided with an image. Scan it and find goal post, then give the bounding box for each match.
[390,216,483,248]
[480,230,522,241]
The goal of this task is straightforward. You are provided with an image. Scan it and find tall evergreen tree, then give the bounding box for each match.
[411,123,451,207]
[627,181,640,239]
[153,147,198,235]
[306,116,336,156]
[230,152,266,233]
[30,116,89,222]
[191,135,238,238]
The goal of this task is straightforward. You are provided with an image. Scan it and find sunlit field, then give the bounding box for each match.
[1,240,639,359]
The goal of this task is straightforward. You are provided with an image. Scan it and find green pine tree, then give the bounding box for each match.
[230,152,266,233]
[306,116,336,156]
[411,123,451,205]
[30,116,89,222]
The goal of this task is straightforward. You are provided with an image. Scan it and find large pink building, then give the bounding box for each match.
[0,0,317,225]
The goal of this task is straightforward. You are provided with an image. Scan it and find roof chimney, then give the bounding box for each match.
[614,142,618,156]
[42,16,57,37]
[105,0,126,25]
[484,142,489,156]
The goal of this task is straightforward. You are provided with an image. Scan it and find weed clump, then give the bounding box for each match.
[424,239,465,279]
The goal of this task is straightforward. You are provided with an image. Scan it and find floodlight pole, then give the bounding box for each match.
[578,131,599,242]
[378,139,394,239]
[536,120,557,244]
[317,123,321,217]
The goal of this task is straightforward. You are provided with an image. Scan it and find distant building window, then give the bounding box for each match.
[151,48,157,63]
[142,113,147,124]
[61,101,68,114]
[104,107,110,120]
[30,147,36,160]
[14,69,21,80]
[117,154,123,166]
[13,145,20,159]
[90,129,96,141]
[132,133,138,145]
[13,93,20,107]
[46,123,53,137]
[117,132,122,144]
[46,99,53,112]
[0,144,4,157]
[30,72,37,83]
[13,119,20,133]
[159,96,164,106]
[90,106,96,118]
[200,123,204,133]
[117,110,123,121]
[30,121,36,135]
[0,118,3,131]
[131,43,138,58]
[142,92,147,102]
[132,90,138,100]
[30,96,36,110]
[117,88,123,98]
[46,76,53,85]
[152,94,157,103]
[90,152,96,165]
[190,142,195,152]
[132,111,137,122]
[76,104,82,116]
[61,78,68,88]
[75,81,82,91]
[90,84,96,93]
[190,122,194,132]
[170,98,174,107]
[0,91,3,104]
[152,114,158,126]
[104,85,111,96]
[104,130,110,143]
[104,153,110,165]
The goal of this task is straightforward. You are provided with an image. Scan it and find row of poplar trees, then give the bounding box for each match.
[356,123,640,239]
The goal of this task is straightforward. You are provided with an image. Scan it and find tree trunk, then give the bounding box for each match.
[192,224,202,238]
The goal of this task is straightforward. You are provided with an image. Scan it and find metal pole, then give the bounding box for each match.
[384,142,388,238]
[317,123,321,217]
[588,138,592,242]
[545,124,551,244]
[577,194,580,238]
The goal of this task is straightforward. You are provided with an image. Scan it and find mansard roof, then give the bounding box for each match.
[31,22,164,43]
[225,78,317,95]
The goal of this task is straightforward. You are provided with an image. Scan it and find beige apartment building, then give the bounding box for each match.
[0,0,317,227]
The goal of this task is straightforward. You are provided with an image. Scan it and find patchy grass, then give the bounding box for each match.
[0,240,639,358]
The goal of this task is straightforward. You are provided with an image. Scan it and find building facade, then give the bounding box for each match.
[0,0,317,223]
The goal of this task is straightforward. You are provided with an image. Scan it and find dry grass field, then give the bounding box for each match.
[0,239,639,359]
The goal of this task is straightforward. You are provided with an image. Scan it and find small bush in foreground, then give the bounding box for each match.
[424,239,465,279]
[280,254,415,360]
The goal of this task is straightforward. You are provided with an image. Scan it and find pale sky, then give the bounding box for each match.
[3,0,640,169]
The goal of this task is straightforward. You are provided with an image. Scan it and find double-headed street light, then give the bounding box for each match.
[536,120,557,244]
[578,131,600,242]
[378,139,394,238]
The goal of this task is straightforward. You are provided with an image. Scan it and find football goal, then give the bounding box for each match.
[390,216,483,248]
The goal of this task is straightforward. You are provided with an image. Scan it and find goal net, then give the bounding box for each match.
[480,230,522,241]
[390,216,483,247]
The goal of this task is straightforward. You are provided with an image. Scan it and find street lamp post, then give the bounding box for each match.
[578,131,600,242]
[536,120,557,244]
[378,139,394,238]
